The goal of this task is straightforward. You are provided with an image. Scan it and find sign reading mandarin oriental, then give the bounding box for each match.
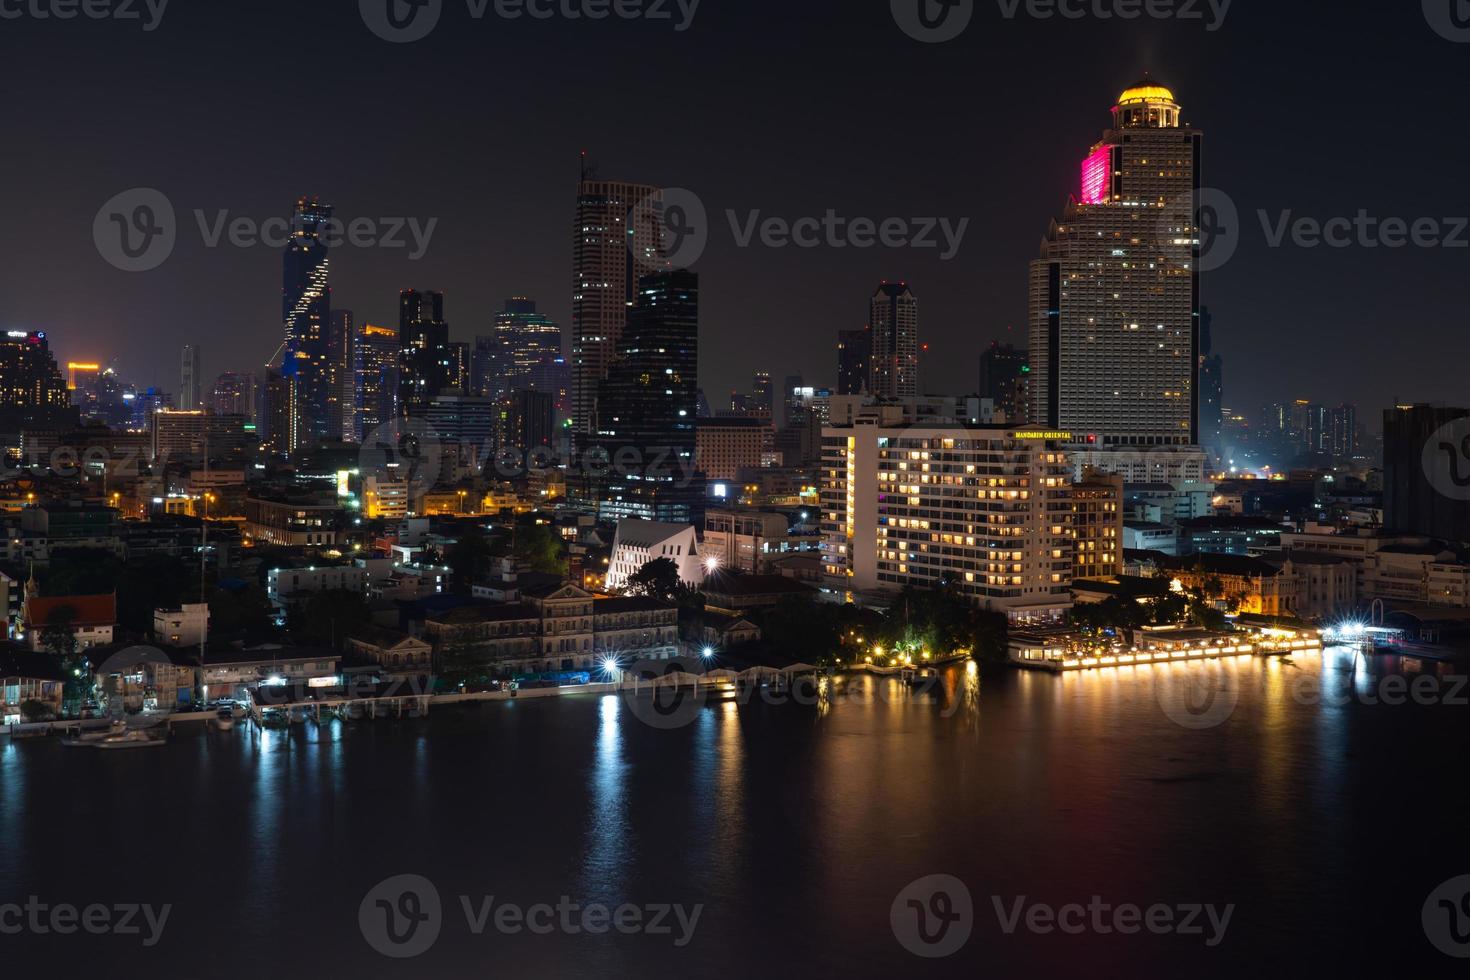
[1009,431,1074,441]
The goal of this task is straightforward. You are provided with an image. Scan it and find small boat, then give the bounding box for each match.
[342,701,365,720]
[62,720,129,747]
[213,709,236,731]
[94,729,168,750]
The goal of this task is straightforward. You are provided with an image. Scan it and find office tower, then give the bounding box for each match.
[212,372,257,421]
[1384,404,1470,543]
[1329,404,1358,459]
[282,196,334,451]
[571,166,662,437]
[1199,307,1223,461]
[494,298,562,392]
[0,331,76,432]
[1071,470,1124,581]
[328,310,356,443]
[424,394,498,469]
[180,345,202,410]
[130,388,173,430]
[151,409,256,465]
[869,282,919,399]
[979,342,1031,424]
[751,372,774,413]
[1029,77,1202,447]
[820,421,1075,619]
[399,289,450,418]
[448,341,471,393]
[696,417,770,482]
[262,370,293,458]
[356,323,398,439]
[495,389,557,454]
[837,327,871,396]
[526,354,571,419]
[593,269,701,523]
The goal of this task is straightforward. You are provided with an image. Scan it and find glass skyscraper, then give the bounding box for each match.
[282,196,333,451]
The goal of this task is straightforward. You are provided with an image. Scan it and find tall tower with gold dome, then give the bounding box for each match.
[1028,76,1202,449]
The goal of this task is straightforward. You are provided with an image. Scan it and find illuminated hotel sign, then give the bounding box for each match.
[1010,431,1073,441]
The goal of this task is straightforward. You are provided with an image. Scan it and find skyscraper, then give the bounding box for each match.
[494,298,563,393]
[571,166,662,437]
[1029,78,1201,447]
[329,310,356,443]
[282,196,333,451]
[355,323,399,439]
[751,372,773,413]
[592,269,701,523]
[837,327,871,396]
[399,289,450,418]
[1384,404,1470,544]
[212,372,258,421]
[869,282,919,399]
[0,331,75,432]
[180,345,202,411]
[978,342,1030,423]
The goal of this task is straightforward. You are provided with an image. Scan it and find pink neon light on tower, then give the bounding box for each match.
[1080,146,1112,205]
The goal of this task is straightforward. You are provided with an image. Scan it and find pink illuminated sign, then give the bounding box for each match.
[1080,146,1112,205]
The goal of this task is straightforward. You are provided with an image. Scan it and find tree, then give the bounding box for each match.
[448,525,495,589]
[287,590,372,652]
[626,558,684,603]
[514,522,566,577]
[19,699,54,723]
[209,584,280,646]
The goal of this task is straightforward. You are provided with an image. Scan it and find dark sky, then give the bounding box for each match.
[4,0,1467,428]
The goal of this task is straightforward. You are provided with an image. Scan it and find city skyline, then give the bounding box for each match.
[7,5,1467,424]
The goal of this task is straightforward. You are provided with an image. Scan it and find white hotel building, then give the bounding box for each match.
[821,423,1075,621]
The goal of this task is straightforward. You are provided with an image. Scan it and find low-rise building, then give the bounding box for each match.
[197,647,340,700]
[605,520,703,592]
[347,627,434,679]
[702,510,795,574]
[266,565,370,615]
[23,592,116,652]
[701,570,819,616]
[0,647,67,722]
[1161,553,1299,617]
[155,603,210,648]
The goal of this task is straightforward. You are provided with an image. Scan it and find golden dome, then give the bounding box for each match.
[1117,80,1176,106]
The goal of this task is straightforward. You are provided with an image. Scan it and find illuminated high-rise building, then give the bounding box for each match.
[355,323,399,439]
[494,298,562,391]
[869,283,919,400]
[0,331,75,433]
[1029,77,1202,447]
[328,310,357,443]
[571,164,662,437]
[212,372,258,421]
[399,289,450,418]
[837,328,871,396]
[282,196,333,451]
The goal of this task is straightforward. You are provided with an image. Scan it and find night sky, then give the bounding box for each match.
[4,0,1466,427]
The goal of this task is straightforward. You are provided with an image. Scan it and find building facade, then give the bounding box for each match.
[868,283,919,400]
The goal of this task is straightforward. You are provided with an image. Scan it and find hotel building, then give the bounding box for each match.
[821,422,1075,620]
